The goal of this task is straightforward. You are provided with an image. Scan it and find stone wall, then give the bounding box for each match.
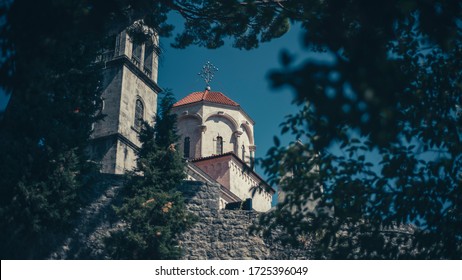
[178,181,271,259]
[179,180,308,259]
[49,175,302,260]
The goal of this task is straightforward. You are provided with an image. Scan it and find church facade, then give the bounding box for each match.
[89,21,274,212]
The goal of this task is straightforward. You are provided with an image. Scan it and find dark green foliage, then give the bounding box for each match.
[105,91,196,259]
[254,1,462,259]
[0,0,107,259]
[167,0,291,50]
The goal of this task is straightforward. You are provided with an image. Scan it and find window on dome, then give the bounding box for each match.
[216,136,223,155]
[184,137,190,158]
[134,98,144,130]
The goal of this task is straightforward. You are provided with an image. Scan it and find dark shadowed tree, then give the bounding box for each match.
[105,91,196,259]
[254,1,462,259]
[0,0,106,258]
[0,0,175,259]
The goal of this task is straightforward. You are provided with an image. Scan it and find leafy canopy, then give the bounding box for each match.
[256,1,462,259]
[0,0,107,258]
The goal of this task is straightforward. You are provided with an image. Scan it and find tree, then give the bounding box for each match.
[0,0,106,258]
[105,91,196,259]
[254,1,462,259]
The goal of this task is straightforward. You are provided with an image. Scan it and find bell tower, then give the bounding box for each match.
[89,20,161,174]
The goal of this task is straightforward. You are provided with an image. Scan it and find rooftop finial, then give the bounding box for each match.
[198,61,218,90]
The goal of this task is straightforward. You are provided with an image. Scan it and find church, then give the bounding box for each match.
[89,21,274,212]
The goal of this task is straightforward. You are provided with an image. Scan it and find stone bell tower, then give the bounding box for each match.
[89,21,161,174]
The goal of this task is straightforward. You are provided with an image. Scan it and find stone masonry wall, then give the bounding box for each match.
[178,181,271,259]
[49,175,301,259]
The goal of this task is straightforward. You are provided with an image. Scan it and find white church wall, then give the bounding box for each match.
[202,104,253,133]
[177,116,202,159]
[201,103,254,157]
[239,124,252,164]
[203,115,236,156]
[228,158,271,212]
[172,100,256,160]
[251,187,273,212]
[193,157,231,189]
[194,155,272,212]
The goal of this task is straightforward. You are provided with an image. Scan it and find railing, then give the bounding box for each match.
[143,66,152,78]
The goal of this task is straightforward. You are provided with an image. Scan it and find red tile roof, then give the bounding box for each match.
[173,90,239,107]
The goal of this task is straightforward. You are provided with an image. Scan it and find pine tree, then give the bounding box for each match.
[106,91,196,259]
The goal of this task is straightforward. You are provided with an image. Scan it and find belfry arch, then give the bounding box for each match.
[240,122,254,145]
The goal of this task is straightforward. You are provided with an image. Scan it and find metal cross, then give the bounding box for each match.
[198,61,219,88]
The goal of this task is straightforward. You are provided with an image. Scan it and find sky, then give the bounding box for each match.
[0,14,319,181]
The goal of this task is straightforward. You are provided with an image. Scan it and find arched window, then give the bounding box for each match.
[241,145,246,162]
[134,99,144,130]
[184,137,190,158]
[216,136,223,155]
